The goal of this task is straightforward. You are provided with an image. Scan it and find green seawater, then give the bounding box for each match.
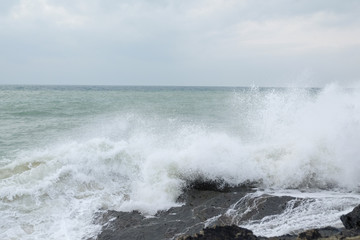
[0,85,250,160]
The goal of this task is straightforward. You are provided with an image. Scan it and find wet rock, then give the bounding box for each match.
[268,227,340,240]
[268,234,296,240]
[187,179,231,192]
[95,185,252,240]
[341,205,360,229]
[94,184,302,240]
[96,207,203,240]
[339,228,360,239]
[187,178,257,193]
[95,183,360,240]
[316,226,341,238]
[297,229,321,240]
[231,195,296,222]
[177,225,258,240]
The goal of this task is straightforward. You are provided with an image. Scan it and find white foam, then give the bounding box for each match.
[1,84,360,239]
[0,139,134,239]
[234,190,360,237]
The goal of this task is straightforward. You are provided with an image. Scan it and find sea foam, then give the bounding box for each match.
[1,84,360,239]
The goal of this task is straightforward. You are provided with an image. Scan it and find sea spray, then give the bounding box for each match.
[1,85,360,239]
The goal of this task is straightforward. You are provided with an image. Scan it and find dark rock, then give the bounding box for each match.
[95,181,360,240]
[177,225,258,240]
[95,207,203,240]
[217,194,297,226]
[186,178,257,193]
[241,195,296,221]
[95,185,252,240]
[187,179,231,192]
[339,228,360,238]
[297,229,321,240]
[94,191,298,240]
[341,205,360,229]
[268,234,296,240]
[316,226,341,237]
[268,227,340,240]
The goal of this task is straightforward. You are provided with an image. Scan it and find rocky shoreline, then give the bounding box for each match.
[178,204,360,240]
[94,181,360,240]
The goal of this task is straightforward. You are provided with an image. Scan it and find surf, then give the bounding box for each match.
[1,84,360,239]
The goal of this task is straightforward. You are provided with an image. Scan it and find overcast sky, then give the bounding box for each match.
[1,0,360,87]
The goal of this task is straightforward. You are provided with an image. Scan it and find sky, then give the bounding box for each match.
[0,0,360,87]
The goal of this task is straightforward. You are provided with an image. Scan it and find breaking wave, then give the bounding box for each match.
[1,84,360,239]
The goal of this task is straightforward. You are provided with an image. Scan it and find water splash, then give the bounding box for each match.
[1,84,360,239]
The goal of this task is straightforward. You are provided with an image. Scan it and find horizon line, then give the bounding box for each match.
[0,83,323,89]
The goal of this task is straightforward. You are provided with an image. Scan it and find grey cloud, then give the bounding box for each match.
[0,0,19,15]
[1,0,360,86]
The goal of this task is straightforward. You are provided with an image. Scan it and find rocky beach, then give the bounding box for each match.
[95,181,360,240]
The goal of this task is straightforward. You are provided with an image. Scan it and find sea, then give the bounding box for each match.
[1,84,360,239]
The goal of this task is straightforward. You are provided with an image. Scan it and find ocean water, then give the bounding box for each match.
[1,84,360,239]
